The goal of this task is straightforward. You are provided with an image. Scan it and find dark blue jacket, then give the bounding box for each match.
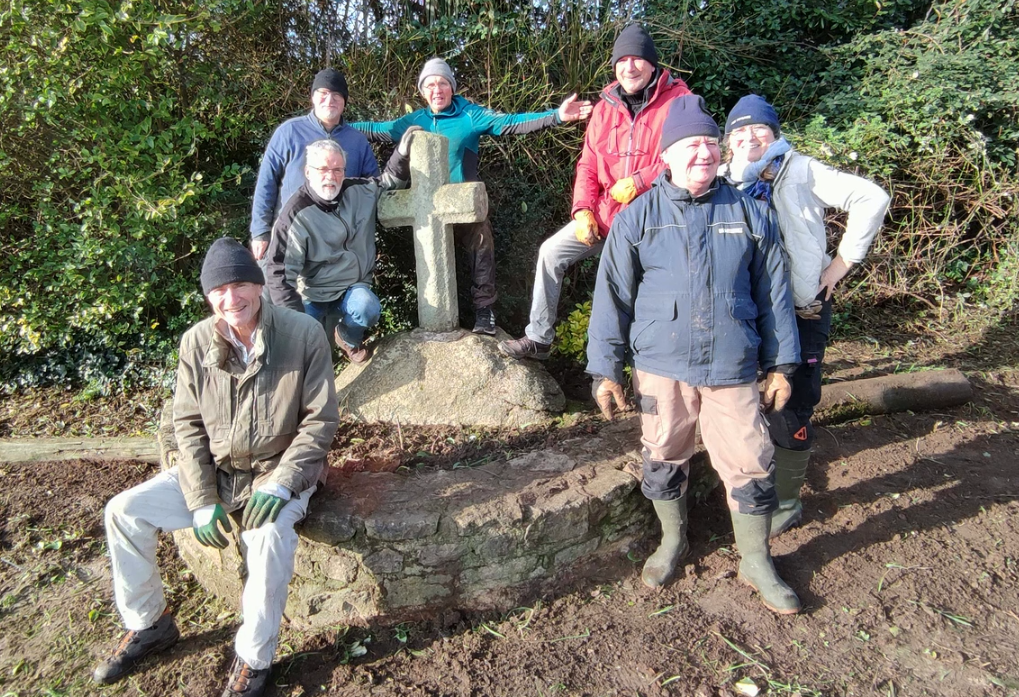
[350,95,560,184]
[587,173,799,386]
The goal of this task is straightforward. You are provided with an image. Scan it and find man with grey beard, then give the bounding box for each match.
[266,127,420,363]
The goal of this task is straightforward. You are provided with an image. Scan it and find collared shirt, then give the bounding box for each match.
[217,321,259,366]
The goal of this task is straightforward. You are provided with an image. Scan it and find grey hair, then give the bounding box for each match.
[305,139,347,165]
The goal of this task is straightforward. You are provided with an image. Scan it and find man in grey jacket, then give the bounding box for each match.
[266,128,420,363]
[92,238,339,697]
[587,96,803,614]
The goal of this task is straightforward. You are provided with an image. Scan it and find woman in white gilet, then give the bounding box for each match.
[719,94,890,537]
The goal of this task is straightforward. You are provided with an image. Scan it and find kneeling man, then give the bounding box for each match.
[266,128,418,362]
[93,238,339,696]
[587,96,803,614]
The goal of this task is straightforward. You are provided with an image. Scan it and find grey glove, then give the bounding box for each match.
[397,125,424,157]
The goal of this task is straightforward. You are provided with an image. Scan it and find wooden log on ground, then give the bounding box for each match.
[0,437,160,464]
[816,369,972,423]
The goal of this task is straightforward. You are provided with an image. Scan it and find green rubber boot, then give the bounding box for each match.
[641,496,689,588]
[771,446,810,538]
[731,512,801,614]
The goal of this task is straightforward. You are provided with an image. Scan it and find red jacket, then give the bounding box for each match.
[571,70,691,236]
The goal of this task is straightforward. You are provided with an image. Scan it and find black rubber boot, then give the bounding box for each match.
[731,512,801,614]
[771,447,810,538]
[92,610,180,684]
[641,496,689,588]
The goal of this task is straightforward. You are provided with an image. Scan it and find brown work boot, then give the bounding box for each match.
[498,336,551,360]
[334,328,371,364]
[92,610,180,684]
[221,655,271,697]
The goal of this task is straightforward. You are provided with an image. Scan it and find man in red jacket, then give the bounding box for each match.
[500,24,691,360]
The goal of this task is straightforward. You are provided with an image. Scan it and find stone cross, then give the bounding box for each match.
[378,132,488,332]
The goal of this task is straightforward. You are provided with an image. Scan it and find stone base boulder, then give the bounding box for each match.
[162,415,654,628]
[334,328,565,427]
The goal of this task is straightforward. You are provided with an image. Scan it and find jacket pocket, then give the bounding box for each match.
[631,293,677,354]
[728,296,762,359]
[258,368,302,437]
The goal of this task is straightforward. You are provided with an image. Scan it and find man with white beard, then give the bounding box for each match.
[265,128,420,363]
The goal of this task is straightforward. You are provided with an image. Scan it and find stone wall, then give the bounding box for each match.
[161,410,655,627]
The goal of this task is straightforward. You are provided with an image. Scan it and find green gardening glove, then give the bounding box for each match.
[242,491,286,530]
[192,504,233,549]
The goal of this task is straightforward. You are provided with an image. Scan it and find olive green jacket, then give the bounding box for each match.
[172,303,339,510]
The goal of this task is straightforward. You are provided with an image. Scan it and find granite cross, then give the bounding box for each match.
[377,132,488,332]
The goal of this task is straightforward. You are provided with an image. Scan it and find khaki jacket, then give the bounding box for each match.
[173,303,339,510]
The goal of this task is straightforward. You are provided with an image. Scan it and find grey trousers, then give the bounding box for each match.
[524,220,605,344]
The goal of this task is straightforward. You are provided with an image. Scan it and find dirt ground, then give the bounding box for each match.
[2,315,1019,697]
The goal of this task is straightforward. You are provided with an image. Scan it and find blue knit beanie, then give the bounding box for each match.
[660,95,720,152]
[724,94,781,136]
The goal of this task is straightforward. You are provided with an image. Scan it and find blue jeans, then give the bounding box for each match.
[303,284,381,349]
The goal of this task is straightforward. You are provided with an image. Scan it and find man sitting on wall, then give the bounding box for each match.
[93,237,339,697]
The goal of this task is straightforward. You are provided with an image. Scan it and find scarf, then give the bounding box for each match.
[738,137,792,204]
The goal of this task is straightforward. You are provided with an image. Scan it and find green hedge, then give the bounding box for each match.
[1,0,1016,385]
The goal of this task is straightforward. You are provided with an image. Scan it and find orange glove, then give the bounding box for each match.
[593,378,627,420]
[762,372,792,413]
[609,177,638,204]
[573,210,599,247]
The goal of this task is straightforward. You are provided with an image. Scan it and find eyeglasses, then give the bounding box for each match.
[309,166,344,176]
[729,125,774,140]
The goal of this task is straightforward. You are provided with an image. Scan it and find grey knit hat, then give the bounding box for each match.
[417,57,457,94]
[200,237,264,295]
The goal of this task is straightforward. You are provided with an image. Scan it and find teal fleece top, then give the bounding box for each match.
[349,95,560,183]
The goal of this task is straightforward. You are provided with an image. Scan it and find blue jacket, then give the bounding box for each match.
[349,95,560,183]
[250,113,380,240]
[587,172,799,386]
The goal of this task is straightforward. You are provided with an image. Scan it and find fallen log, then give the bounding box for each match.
[816,368,972,423]
[0,437,160,464]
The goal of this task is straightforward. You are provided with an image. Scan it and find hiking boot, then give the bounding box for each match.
[731,512,801,614]
[642,495,689,588]
[472,306,496,335]
[334,328,371,364]
[771,447,810,538]
[92,610,180,684]
[221,656,271,697]
[498,336,551,361]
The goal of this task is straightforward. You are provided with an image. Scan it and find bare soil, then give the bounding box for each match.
[2,313,1019,696]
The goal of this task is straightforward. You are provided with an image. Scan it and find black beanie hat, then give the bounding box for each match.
[200,237,264,295]
[659,95,720,152]
[311,68,349,102]
[610,24,659,68]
